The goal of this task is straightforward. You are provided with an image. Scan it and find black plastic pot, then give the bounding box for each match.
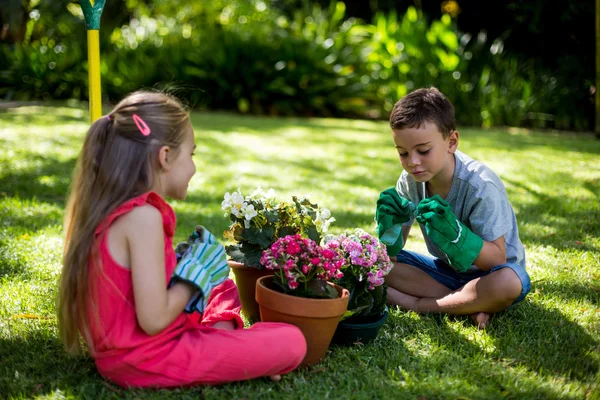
[331,307,389,346]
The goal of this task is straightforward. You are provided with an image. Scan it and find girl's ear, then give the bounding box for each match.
[448,130,459,153]
[157,145,172,171]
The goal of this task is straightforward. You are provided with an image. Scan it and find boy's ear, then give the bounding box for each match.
[448,130,459,153]
[157,145,172,171]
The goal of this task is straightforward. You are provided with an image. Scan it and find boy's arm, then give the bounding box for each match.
[473,236,506,272]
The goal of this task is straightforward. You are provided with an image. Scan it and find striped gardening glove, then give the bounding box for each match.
[171,226,230,313]
[375,187,416,257]
[416,195,483,272]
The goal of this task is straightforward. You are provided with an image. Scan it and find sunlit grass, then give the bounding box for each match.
[1,106,599,399]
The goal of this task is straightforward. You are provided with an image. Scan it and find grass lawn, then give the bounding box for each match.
[1,105,599,399]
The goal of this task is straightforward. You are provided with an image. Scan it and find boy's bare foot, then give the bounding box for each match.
[211,320,236,330]
[469,312,490,330]
[269,374,281,382]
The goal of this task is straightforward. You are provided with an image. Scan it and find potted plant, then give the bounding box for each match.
[221,187,335,321]
[256,234,350,367]
[324,228,393,345]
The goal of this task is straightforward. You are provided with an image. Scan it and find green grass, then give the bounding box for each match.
[1,105,599,399]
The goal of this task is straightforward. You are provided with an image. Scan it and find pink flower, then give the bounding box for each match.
[259,234,345,293]
[286,242,301,255]
[322,249,336,259]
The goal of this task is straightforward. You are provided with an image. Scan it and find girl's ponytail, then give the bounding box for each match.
[90,116,112,175]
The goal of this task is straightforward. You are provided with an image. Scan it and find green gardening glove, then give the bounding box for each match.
[375,187,415,257]
[416,195,483,272]
[170,226,230,313]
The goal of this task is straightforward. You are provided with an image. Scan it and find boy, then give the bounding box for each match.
[376,87,530,329]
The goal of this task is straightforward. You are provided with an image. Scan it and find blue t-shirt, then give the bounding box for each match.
[396,150,526,270]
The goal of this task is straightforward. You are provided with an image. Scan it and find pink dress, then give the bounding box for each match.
[87,192,306,388]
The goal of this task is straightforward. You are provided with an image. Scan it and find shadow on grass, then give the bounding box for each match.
[0,331,99,397]
[0,330,209,398]
[191,112,386,136]
[0,236,32,280]
[0,154,75,206]
[534,281,600,307]
[484,300,598,381]
[461,128,600,155]
[0,107,87,126]
[327,306,595,398]
[504,177,600,252]
[383,298,599,383]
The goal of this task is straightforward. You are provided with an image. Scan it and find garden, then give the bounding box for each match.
[1,106,599,398]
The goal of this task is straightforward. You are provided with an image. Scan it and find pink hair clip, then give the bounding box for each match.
[132,114,151,136]
[106,115,111,121]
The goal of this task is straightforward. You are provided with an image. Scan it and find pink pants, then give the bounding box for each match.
[96,279,307,388]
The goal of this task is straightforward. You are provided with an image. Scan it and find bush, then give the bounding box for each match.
[0,0,591,130]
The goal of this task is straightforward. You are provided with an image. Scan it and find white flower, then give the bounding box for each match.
[248,187,265,200]
[264,188,276,201]
[318,208,331,220]
[242,204,258,221]
[225,190,244,217]
[315,207,335,233]
[221,192,233,212]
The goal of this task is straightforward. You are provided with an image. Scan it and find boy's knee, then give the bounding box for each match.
[494,267,523,303]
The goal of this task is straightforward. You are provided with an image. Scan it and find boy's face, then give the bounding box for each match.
[392,121,458,185]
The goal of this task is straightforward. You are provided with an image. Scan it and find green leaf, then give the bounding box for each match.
[306,224,320,243]
[278,226,298,238]
[242,226,275,248]
[264,209,279,224]
[226,244,264,268]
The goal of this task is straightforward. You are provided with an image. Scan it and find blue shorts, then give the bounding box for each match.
[396,250,531,306]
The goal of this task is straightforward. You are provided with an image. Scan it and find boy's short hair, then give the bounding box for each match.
[389,87,456,138]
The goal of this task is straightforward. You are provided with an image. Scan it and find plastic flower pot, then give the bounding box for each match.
[255,275,350,367]
[331,307,389,346]
[229,261,273,322]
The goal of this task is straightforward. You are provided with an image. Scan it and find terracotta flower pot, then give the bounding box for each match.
[229,261,273,322]
[255,275,350,367]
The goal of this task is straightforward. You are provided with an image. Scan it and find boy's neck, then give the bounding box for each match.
[426,154,456,199]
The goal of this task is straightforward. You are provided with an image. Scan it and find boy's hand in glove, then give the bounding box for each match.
[376,187,415,257]
[416,195,483,272]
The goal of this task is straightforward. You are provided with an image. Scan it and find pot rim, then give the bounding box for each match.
[256,275,350,318]
[338,307,389,329]
[227,260,266,270]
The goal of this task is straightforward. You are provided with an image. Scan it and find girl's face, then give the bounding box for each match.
[392,121,458,187]
[159,125,197,200]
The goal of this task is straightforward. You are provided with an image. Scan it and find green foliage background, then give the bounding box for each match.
[0,0,593,130]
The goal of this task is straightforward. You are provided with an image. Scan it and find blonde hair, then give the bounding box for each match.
[58,91,190,354]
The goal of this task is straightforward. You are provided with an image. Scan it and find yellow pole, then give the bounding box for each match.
[80,0,105,123]
[87,29,102,123]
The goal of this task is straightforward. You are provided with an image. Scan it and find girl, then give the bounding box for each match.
[57,91,306,388]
